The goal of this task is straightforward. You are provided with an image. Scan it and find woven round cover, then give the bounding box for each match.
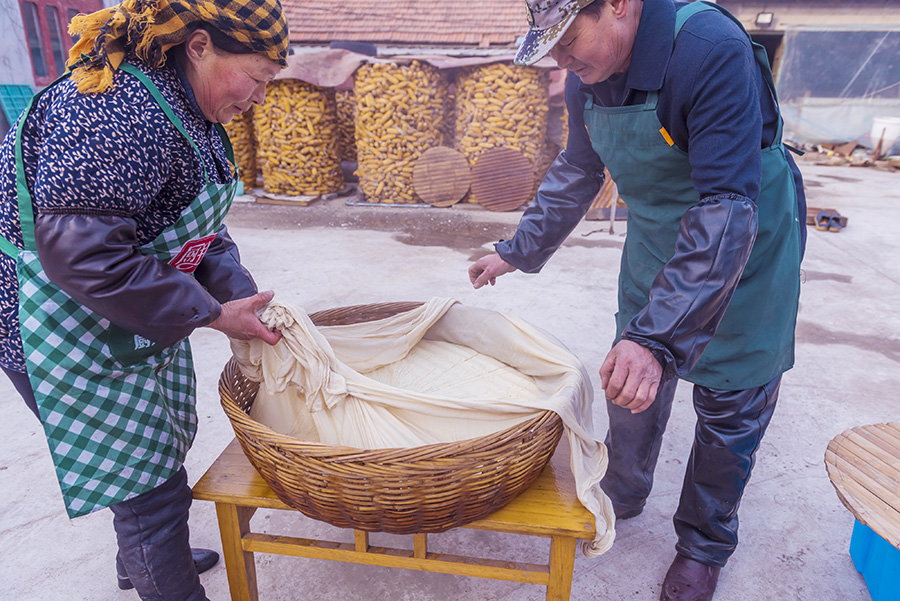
[471,147,534,212]
[220,302,564,534]
[825,422,900,549]
[412,147,471,207]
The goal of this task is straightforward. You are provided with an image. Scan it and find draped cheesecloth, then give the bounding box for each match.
[230,298,616,556]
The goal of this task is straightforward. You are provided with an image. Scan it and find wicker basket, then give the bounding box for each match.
[219,301,564,534]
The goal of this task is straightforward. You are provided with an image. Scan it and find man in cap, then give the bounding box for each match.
[469,0,805,599]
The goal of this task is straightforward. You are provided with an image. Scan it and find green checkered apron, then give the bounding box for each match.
[0,62,238,518]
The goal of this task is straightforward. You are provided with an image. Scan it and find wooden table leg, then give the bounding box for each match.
[546,536,577,601]
[354,530,369,553]
[413,533,428,559]
[215,503,259,601]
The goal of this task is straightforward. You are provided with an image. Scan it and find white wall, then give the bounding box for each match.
[0,0,35,87]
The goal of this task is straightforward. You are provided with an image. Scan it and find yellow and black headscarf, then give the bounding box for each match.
[67,0,289,94]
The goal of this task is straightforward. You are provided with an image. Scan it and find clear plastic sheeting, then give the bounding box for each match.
[776,28,900,153]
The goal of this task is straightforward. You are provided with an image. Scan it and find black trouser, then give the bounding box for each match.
[111,467,209,601]
[3,364,40,418]
[601,374,781,568]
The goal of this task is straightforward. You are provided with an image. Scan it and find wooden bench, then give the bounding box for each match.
[193,438,596,601]
[825,422,900,601]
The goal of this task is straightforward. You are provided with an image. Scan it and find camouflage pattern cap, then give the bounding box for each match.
[515,0,596,66]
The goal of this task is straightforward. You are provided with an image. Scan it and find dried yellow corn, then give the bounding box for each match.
[223,107,258,190]
[454,63,549,203]
[335,90,358,162]
[354,61,451,204]
[253,79,343,197]
[442,88,456,149]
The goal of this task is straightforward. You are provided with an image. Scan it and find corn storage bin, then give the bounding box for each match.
[454,63,549,204]
[253,79,344,197]
[354,62,451,204]
[224,107,258,191]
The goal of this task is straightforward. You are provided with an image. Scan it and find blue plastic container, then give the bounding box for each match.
[849,520,900,601]
[0,84,35,126]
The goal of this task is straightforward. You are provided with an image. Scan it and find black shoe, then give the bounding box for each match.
[191,548,220,574]
[659,554,721,601]
[117,572,134,591]
[117,548,220,590]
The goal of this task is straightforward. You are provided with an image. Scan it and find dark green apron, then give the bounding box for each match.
[582,1,801,390]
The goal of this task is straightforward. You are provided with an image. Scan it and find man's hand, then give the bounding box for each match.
[600,339,662,414]
[207,290,282,345]
[468,253,516,289]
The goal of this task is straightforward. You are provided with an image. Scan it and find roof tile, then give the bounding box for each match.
[282,0,526,46]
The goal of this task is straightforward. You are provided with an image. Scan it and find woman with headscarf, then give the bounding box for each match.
[0,0,289,598]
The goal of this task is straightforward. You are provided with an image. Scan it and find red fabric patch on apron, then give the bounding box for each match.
[168,233,216,273]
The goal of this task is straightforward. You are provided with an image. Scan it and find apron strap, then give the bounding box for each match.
[214,122,237,177]
[6,71,72,256]
[0,232,21,258]
[13,105,37,253]
[674,1,714,35]
[784,143,805,156]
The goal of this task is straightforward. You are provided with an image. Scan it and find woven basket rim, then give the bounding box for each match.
[220,300,559,459]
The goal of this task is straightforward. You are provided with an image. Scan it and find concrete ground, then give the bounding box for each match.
[1,160,898,601]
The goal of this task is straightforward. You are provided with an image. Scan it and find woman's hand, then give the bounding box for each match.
[207,290,281,345]
[468,253,517,289]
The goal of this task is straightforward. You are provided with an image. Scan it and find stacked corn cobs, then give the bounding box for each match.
[253,80,344,197]
[454,63,549,203]
[538,104,570,194]
[224,108,258,190]
[354,61,451,204]
[335,90,357,162]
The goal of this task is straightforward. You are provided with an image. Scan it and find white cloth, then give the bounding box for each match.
[230,298,616,556]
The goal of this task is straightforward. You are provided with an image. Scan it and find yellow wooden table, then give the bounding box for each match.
[193,438,596,601]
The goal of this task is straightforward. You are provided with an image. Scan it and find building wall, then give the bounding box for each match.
[717,1,900,32]
[714,2,900,148]
[0,1,35,87]
[0,0,108,136]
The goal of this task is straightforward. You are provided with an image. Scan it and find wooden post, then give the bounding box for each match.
[413,533,428,559]
[354,530,369,553]
[545,536,577,601]
[215,503,259,601]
